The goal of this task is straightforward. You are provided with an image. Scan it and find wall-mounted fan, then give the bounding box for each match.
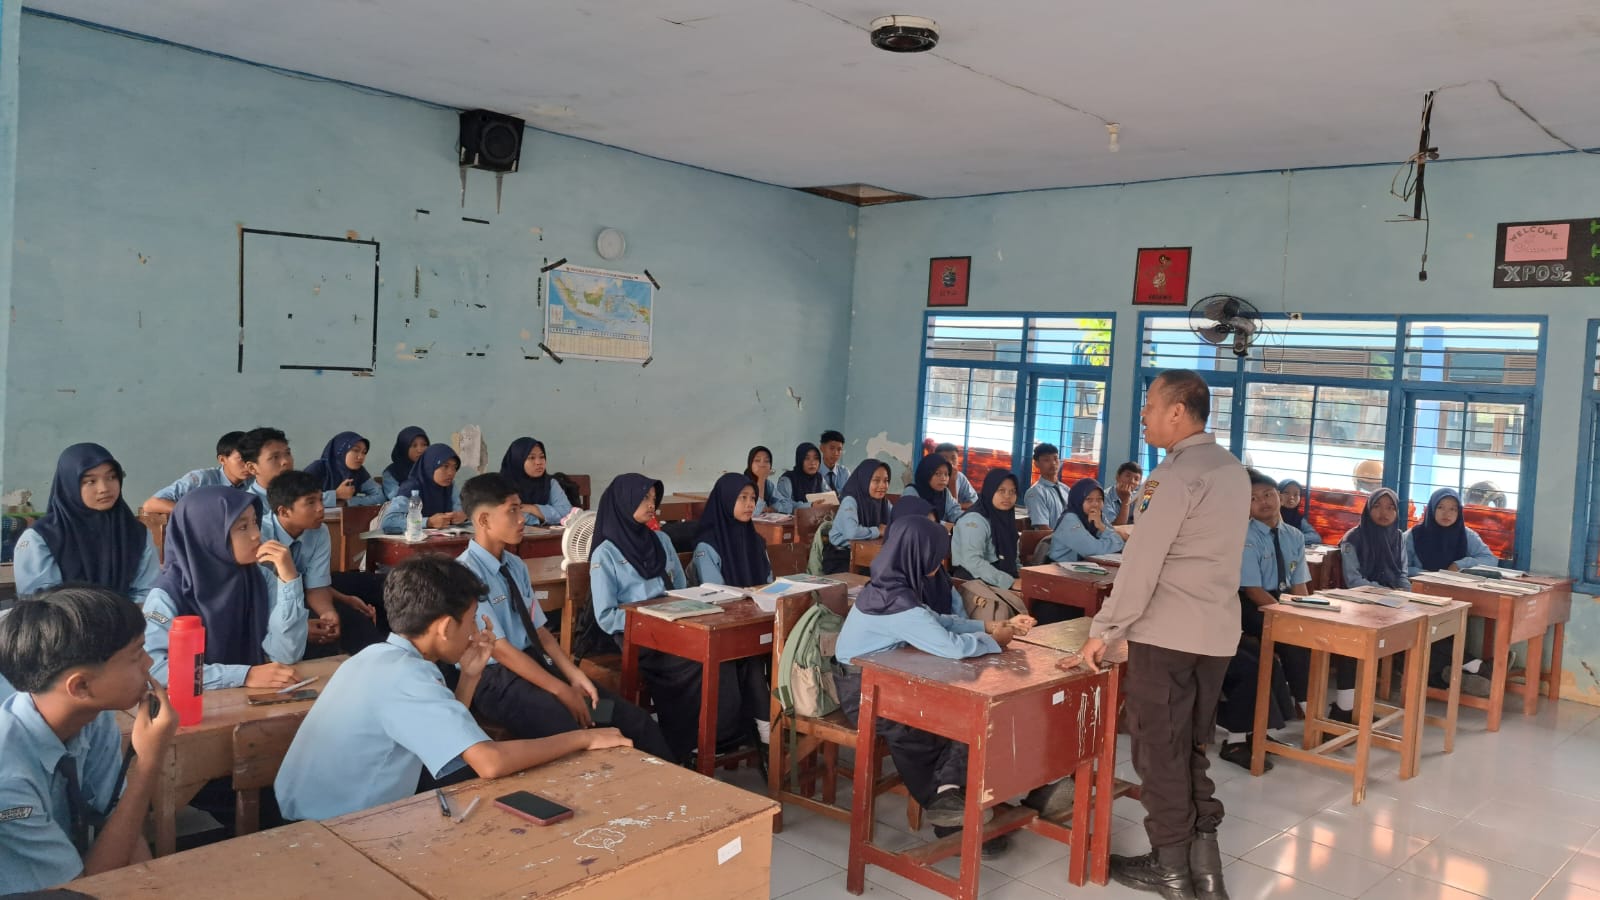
[1189,294,1262,358]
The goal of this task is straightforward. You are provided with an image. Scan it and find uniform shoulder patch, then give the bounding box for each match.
[145,610,171,626]
[1136,480,1160,513]
[0,805,35,822]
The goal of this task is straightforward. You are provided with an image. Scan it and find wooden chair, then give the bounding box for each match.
[768,543,810,577]
[767,588,921,834]
[139,511,170,564]
[849,539,884,575]
[232,716,309,836]
[568,474,592,510]
[333,505,382,573]
[794,506,829,552]
[1018,529,1051,565]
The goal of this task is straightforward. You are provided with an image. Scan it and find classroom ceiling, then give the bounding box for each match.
[28,0,1600,198]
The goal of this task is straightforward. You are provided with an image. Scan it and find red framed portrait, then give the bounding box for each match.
[1132,247,1191,306]
[927,257,971,307]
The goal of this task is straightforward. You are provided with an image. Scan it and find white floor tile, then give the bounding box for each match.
[1241,832,1395,897]
[1434,819,1586,877]
[1220,859,1353,900]
[779,876,910,899]
[1291,809,1431,867]
[1540,882,1600,900]
[771,838,846,897]
[1358,870,1488,900]
[1556,852,1600,891]
[1402,844,1550,900]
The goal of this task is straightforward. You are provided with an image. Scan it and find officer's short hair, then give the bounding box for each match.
[1155,370,1211,426]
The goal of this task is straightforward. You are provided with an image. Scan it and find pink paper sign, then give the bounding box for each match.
[1503,222,1569,261]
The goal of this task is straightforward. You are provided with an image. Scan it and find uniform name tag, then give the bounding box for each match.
[0,806,34,822]
[145,611,171,625]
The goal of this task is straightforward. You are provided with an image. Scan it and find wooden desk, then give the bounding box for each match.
[1408,575,1573,731]
[327,747,778,900]
[621,597,775,774]
[138,510,170,563]
[1304,547,1342,593]
[326,505,382,573]
[753,515,796,546]
[135,655,347,856]
[68,821,426,899]
[1401,600,1470,771]
[1252,603,1427,804]
[1017,564,1114,619]
[850,538,884,574]
[658,495,705,523]
[363,526,564,572]
[848,644,1118,898]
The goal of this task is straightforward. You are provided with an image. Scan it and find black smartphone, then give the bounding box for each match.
[591,697,615,727]
[147,692,161,720]
[494,790,574,826]
[246,689,319,706]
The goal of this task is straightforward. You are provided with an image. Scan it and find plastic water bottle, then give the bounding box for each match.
[405,490,425,542]
[167,616,206,726]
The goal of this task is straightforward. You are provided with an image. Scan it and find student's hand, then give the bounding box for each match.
[991,624,1015,648]
[1447,563,1460,572]
[257,541,298,582]
[335,590,378,623]
[245,663,300,689]
[1116,482,1133,502]
[557,685,594,729]
[335,479,356,501]
[310,609,342,644]
[1058,637,1106,672]
[526,506,545,523]
[427,513,453,528]
[584,728,633,751]
[459,624,496,679]
[449,511,467,525]
[571,671,601,710]
[1006,614,1037,636]
[131,679,179,762]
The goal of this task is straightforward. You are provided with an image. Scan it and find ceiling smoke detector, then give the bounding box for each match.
[870,15,939,53]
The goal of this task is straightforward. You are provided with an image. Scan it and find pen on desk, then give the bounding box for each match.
[435,788,453,818]
[454,796,480,824]
[276,676,319,694]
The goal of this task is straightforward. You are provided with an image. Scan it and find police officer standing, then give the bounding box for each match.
[1065,369,1248,900]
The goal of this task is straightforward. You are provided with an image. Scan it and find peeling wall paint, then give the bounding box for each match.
[4,14,859,503]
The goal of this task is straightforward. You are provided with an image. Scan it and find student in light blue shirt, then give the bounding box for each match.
[951,470,1023,593]
[819,430,851,495]
[773,442,826,514]
[380,426,430,501]
[15,443,159,606]
[691,474,775,588]
[905,455,962,524]
[0,586,178,893]
[579,475,688,652]
[835,515,1050,849]
[1101,461,1143,528]
[824,462,895,575]
[1046,479,1126,564]
[1277,479,1323,544]
[275,556,632,822]
[142,487,308,691]
[744,446,780,516]
[264,471,382,656]
[380,444,466,534]
[141,430,252,515]
[1404,488,1497,696]
[933,443,980,506]
[1024,443,1072,528]
[453,474,673,760]
[303,431,385,508]
[498,437,575,526]
[236,426,296,509]
[1330,488,1408,720]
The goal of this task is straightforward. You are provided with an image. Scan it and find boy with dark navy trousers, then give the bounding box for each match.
[454,474,676,762]
[0,587,179,893]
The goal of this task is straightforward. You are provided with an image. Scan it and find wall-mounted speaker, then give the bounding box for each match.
[458,109,525,173]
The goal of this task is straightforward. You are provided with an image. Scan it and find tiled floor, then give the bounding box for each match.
[732,696,1600,899]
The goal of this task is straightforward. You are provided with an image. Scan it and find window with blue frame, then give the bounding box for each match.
[919,314,1114,493]
[1572,322,1600,588]
[1135,314,1543,566]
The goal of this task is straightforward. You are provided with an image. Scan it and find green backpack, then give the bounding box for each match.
[805,516,834,576]
[774,602,844,721]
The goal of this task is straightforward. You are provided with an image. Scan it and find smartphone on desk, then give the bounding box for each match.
[495,790,574,826]
[246,689,319,706]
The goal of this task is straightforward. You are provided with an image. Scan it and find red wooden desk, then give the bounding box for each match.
[1303,546,1343,593]
[1408,574,1573,731]
[658,495,705,523]
[621,597,775,775]
[1017,564,1114,618]
[753,515,796,546]
[848,644,1118,898]
[363,526,563,572]
[325,505,381,573]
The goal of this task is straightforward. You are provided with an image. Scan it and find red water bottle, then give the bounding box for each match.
[167,616,206,727]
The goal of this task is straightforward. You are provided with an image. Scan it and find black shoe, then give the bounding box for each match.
[1110,846,1197,900]
[924,791,995,829]
[1218,740,1270,772]
[932,825,1011,859]
[1189,831,1228,900]
[1023,779,1075,819]
[1327,704,1355,725]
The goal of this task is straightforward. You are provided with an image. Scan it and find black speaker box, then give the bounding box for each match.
[458,109,525,173]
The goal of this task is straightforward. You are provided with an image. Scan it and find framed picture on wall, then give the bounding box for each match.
[1132,247,1191,306]
[927,256,971,307]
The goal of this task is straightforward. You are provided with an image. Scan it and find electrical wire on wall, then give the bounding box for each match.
[1388,90,1438,282]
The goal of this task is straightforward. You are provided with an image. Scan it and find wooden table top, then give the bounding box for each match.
[66,821,427,899]
[527,554,566,585]
[325,747,777,900]
[1265,600,1428,631]
[855,641,1093,701]
[120,656,347,738]
[1020,563,1115,584]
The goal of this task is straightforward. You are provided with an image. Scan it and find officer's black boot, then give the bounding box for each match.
[1189,831,1228,900]
[1109,843,1197,900]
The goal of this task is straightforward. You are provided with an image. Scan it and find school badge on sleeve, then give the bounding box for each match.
[1136,481,1159,515]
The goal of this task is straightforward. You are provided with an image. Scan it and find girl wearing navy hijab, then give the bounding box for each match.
[909,454,962,523]
[142,486,308,690]
[834,516,1052,849]
[888,496,960,614]
[823,461,895,575]
[381,426,430,500]
[952,469,1038,629]
[1277,478,1322,543]
[379,444,466,534]
[1326,488,1411,720]
[744,446,778,515]
[651,472,774,760]
[15,443,159,605]
[1404,488,1499,696]
[1045,478,1125,564]
[304,431,385,508]
[772,443,825,514]
[499,437,574,526]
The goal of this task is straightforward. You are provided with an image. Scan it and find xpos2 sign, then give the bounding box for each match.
[1493,218,1600,288]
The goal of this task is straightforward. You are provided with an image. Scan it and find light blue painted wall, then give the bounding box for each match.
[0,0,20,495]
[7,15,858,504]
[845,154,1600,702]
